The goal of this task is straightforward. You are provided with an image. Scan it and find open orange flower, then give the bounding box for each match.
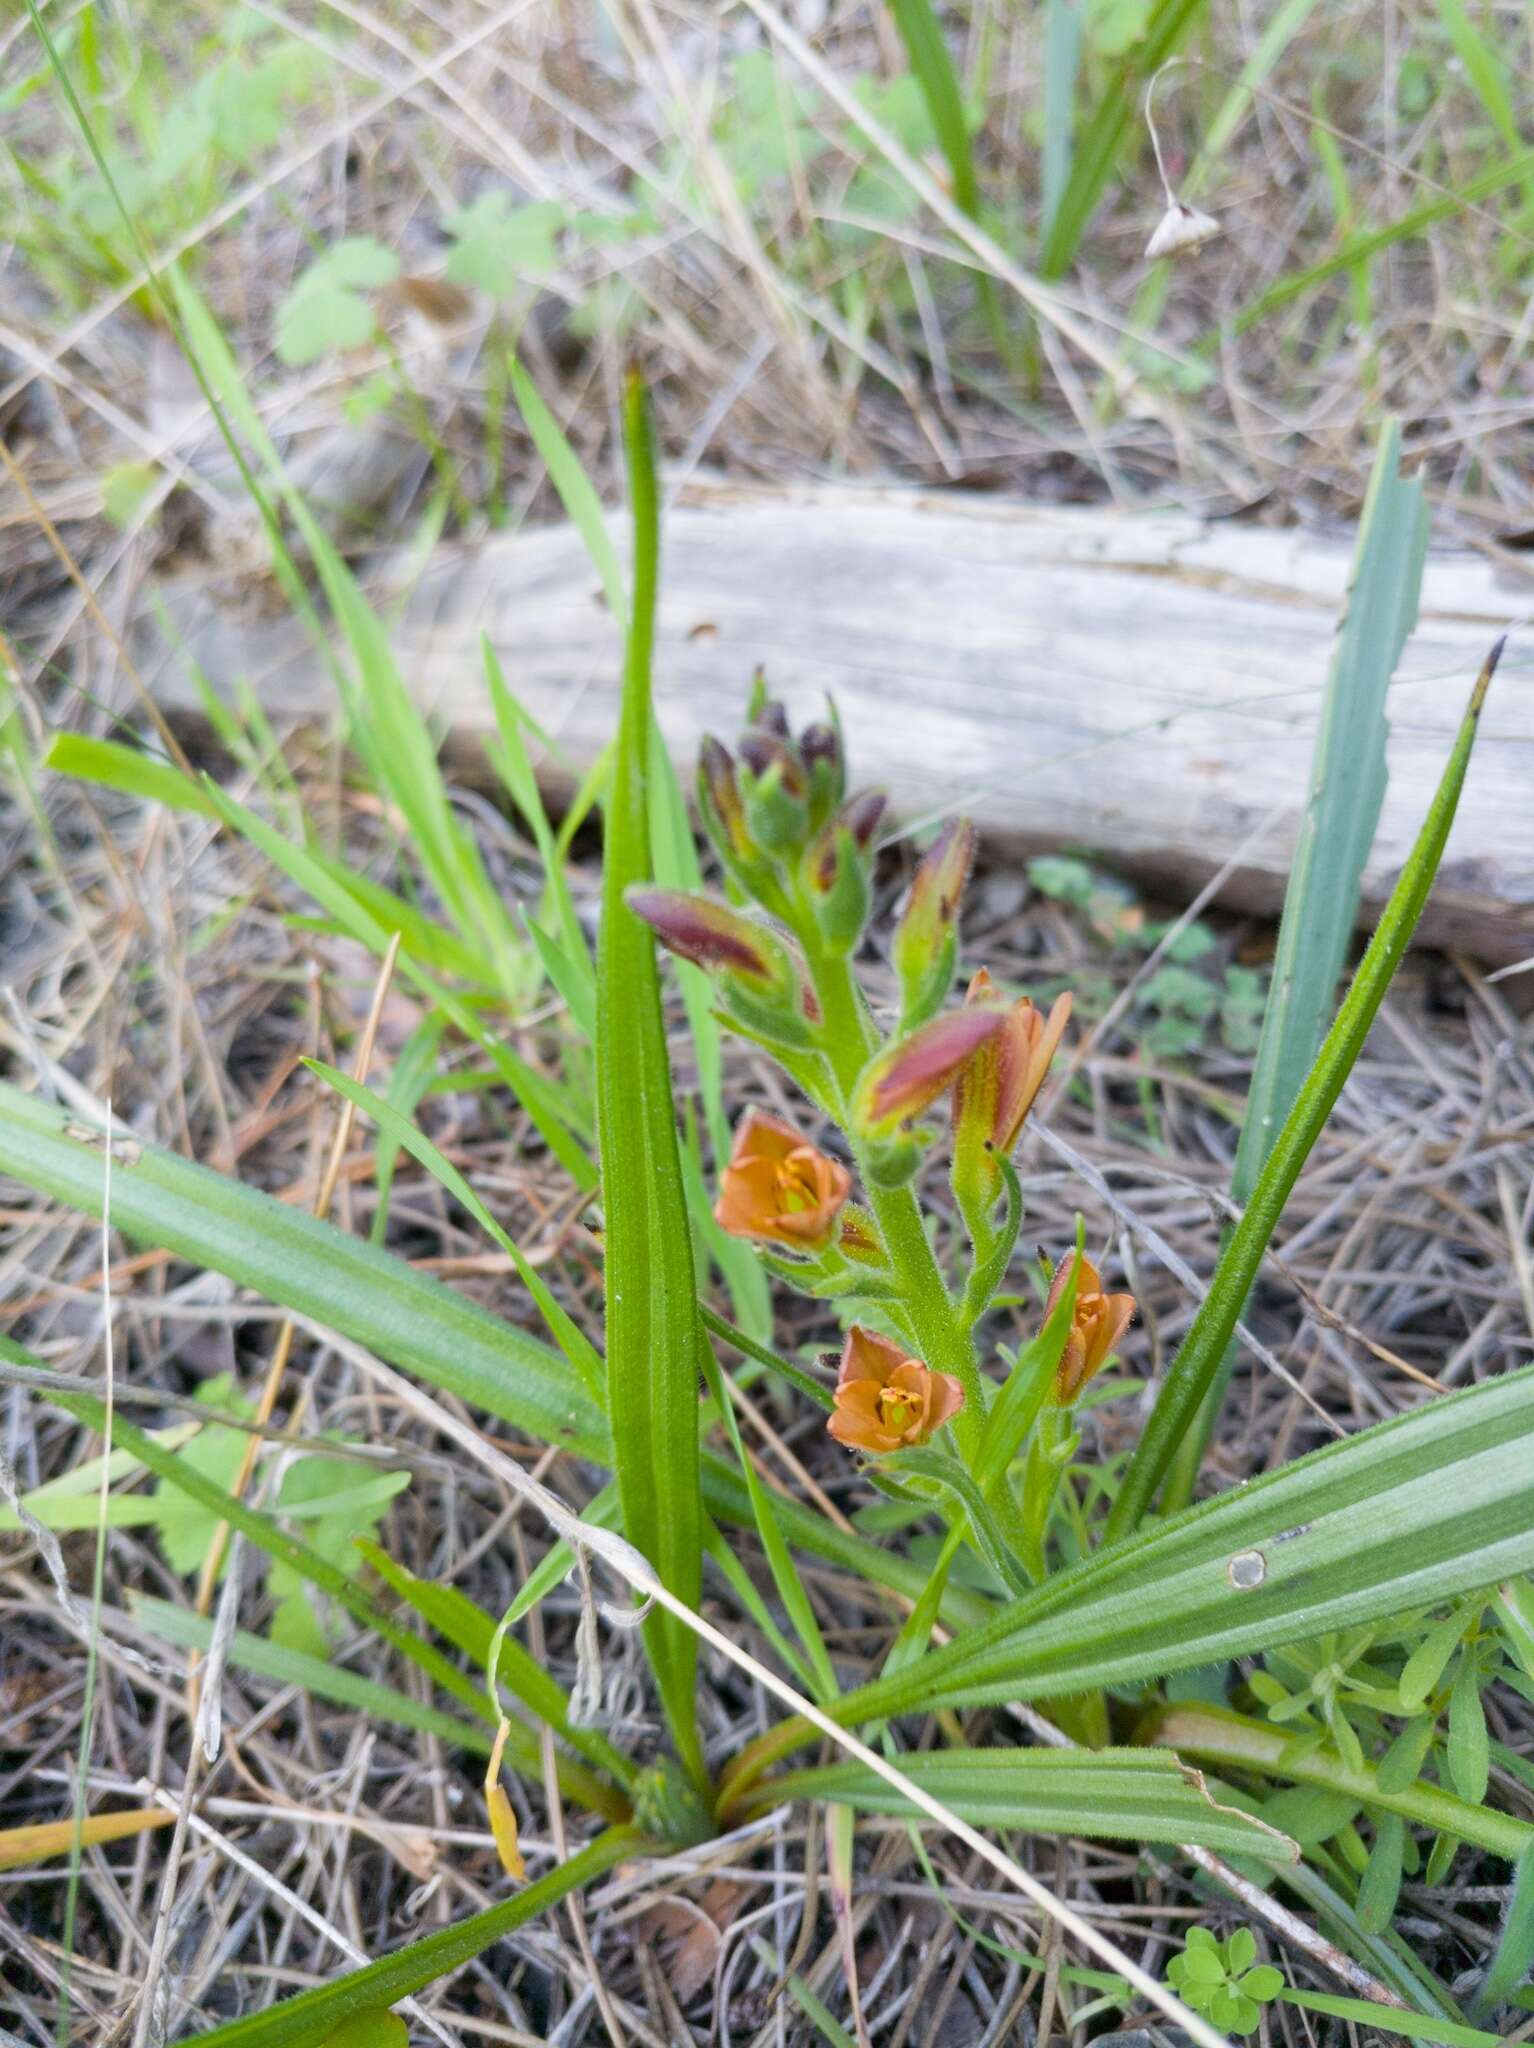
[714,1110,851,1251]
[1045,1252,1136,1404]
[827,1327,965,1453]
[955,970,1073,1156]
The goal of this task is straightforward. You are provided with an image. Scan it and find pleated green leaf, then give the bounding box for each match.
[1110,645,1500,1538]
[0,1078,606,1460]
[810,1364,1534,1734]
[593,374,707,1788]
[756,1746,1297,1859]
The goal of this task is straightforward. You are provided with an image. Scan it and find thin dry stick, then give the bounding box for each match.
[188,932,403,1655]
[320,1334,1237,2048]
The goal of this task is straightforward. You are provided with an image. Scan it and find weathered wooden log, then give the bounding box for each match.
[136,476,1534,958]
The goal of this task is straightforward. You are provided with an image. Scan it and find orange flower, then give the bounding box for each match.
[827,1327,965,1453]
[1045,1252,1135,1404]
[954,970,1072,1156]
[715,1110,851,1251]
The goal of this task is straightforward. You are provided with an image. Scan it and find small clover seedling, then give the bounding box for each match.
[1165,1926,1284,2036]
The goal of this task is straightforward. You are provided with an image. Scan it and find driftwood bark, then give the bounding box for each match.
[137,476,1534,958]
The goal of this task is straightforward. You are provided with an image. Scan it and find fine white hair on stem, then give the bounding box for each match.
[313,1325,1237,2048]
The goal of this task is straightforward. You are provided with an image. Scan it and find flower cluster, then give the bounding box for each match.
[631,685,1135,1541]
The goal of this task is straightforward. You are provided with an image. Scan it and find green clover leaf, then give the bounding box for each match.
[274,236,400,366]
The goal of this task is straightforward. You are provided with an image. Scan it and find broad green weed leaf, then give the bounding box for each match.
[275,237,399,366]
[153,1377,248,1574]
[444,193,563,295]
[267,1456,409,1654]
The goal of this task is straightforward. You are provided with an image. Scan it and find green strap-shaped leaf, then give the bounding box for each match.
[354,1539,635,1795]
[1163,420,1429,1506]
[176,1825,642,2048]
[753,1746,1297,1861]
[0,1080,607,1460]
[1110,644,1501,1539]
[593,375,707,1789]
[725,1364,1534,1783]
[0,1082,994,1629]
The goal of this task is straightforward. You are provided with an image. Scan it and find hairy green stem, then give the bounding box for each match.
[810,949,984,1447]
[1148,1704,1534,1864]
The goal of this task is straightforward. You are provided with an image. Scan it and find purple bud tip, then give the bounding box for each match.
[864,1008,1005,1127]
[625,887,775,983]
[800,723,840,769]
[841,790,887,851]
[739,731,806,797]
[753,700,791,741]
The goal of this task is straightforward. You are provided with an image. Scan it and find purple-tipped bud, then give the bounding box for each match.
[738,730,806,798]
[840,790,887,853]
[800,723,840,776]
[853,1008,1006,1138]
[626,887,779,986]
[799,719,845,826]
[698,735,752,860]
[747,669,790,738]
[892,818,976,1030]
[900,820,975,937]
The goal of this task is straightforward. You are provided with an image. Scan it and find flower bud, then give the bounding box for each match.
[892,819,976,1030]
[853,1007,1005,1139]
[714,1110,852,1251]
[803,824,871,958]
[626,886,820,1045]
[746,670,791,739]
[952,972,1072,1226]
[799,716,845,828]
[698,735,752,864]
[738,731,808,855]
[840,789,887,854]
[626,886,779,986]
[1043,1252,1135,1405]
[828,1327,965,1453]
